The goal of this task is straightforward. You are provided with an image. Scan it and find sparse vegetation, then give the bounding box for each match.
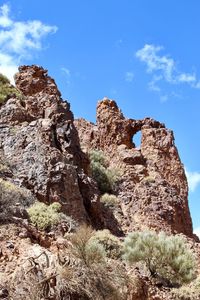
[171,276,200,299]
[89,149,119,193]
[123,231,196,286]
[58,224,128,299]
[91,229,122,259]
[69,224,106,266]
[27,201,62,230]
[143,175,155,184]
[0,73,21,104]
[0,178,34,221]
[100,193,118,208]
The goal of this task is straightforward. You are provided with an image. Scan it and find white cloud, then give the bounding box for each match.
[125,71,134,82]
[177,73,196,84]
[195,81,200,89]
[61,67,71,86]
[194,227,200,238]
[136,44,175,82]
[136,44,200,91]
[0,4,12,27]
[185,169,200,192]
[148,75,162,92]
[61,67,71,77]
[0,4,57,83]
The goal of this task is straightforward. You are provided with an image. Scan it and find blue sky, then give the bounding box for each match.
[1,1,200,233]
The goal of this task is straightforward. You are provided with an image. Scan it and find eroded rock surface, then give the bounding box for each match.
[0,65,99,223]
[0,67,197,300]
[75,98,193,237]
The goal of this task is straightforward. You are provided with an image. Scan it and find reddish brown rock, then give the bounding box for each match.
[0,65,99,223]
[0,68,198,300]
[75,98,193,237]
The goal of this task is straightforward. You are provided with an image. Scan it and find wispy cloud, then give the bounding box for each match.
[61,67,71,86]
[0,4,57,83]
[115,39,123,48]
[148,75,162,92]
[136,44,200,93]
[125,71,134,82]
[185,168,200,192]
[194,227,200,239]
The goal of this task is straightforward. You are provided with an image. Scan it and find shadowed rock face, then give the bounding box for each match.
[0,65,99,223]
[75,98,193,237]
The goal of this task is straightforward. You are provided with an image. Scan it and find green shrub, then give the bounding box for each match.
[59,224,128,299]
[123,231,196,286]
[0,73,21,104]
[91,160,111,193]
[89,150,119,194]
[89,149,106,166]
[100,193,118,208]
[69,224,106,267]
[143,176,155,184]
[27,201,62,230]
[0,178,34,221]
[91,229,122,259]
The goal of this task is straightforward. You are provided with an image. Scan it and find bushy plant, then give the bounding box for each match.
[91,229,122,259]
[27,201,62,230]
[58,258,128,300]
[91,160,111,193]
[143,176,155,184]
[100,193,118,208]
[69,224,106,266]
[123,231,196,286]
[171,276,200,299]
[11,224,128,300]
[0,73,21,104]
[58,224,128,299]
[0,178,34,221]
[89,150,119,194]
[89,149,106,166]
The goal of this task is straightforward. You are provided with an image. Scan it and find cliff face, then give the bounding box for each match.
[0,65,193,235]
[0,65,99,224]
[0,65,197,300]
[75,98,193,237]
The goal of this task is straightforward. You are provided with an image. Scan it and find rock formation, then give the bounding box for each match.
[0,65,99,224]
[75,98,193,237]
[0,66,198,300]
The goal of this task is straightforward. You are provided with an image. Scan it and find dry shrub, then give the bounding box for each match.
[171,276,200,299]
[91,229,122,259]
[69,224,106,266]
[57,258,128,300]
[57,224,129,299]
[0,178,34,222]
[9,225,129,300]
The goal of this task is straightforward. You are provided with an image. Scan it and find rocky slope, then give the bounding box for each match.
[0,65,199,300]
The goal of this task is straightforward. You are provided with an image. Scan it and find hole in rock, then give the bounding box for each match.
[132,131,142,148]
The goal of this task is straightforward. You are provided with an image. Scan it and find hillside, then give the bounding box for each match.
[0,65,200,300]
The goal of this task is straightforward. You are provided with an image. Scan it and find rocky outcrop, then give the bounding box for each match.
[75,98,193,237]
[0,65,99,224]
[0,66,198,300]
